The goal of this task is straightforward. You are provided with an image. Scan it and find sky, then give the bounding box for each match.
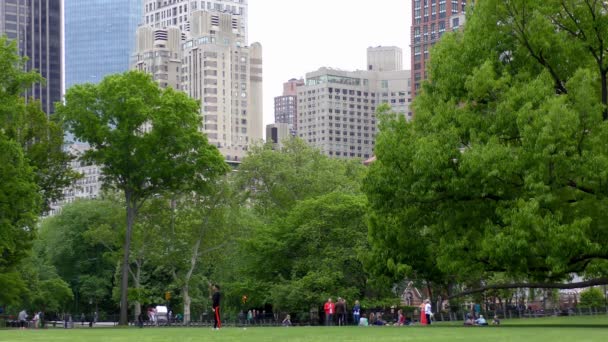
[248,0,412,129]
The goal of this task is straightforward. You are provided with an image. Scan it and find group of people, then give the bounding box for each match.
[323,297,354,326]
[17,310,44,329]
[79,312,98,327]
[464,313,500,326]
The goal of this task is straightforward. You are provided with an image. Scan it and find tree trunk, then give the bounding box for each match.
[119,191,137,326]
[183,285,191,325]
[133,263,142,322]
[602,71,607,120]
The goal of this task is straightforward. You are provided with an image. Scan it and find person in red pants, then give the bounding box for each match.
[210,284,222,330]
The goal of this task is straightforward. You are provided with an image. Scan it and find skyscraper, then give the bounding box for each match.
[274,78,304,131]
[181,10,263,161]
[297,49,411,159]
[134,8,263,162]
[142,0,248,42]
[64,0,143,89]
[0,0,62,114]
[410,0,468,97]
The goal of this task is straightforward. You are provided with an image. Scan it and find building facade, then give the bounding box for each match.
[143,0,248,42]
[410,0,468,97]
[297,49,411,159]
[0,0,62,114]
[64,0,143,90]
[367,46,403,72]
[133,26,183,90]
[181,10,262,161]
[47,143,102,216]
[266,122,292,149]
[274,78,304,131]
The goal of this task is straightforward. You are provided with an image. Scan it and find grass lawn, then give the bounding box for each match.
[1,316,607,342]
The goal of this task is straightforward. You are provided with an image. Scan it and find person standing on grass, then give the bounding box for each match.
[18,309,28,329]
[335,297,345,326]
[324,298,335,326]
[424,299,432,325]
[210,283,222,330]
[352,300,361,326]
[419,302,427,325]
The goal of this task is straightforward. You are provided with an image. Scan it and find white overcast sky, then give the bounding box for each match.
[248,0,412,128]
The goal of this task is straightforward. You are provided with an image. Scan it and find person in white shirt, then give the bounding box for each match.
[475,315,488,326]
[424,299,432,325]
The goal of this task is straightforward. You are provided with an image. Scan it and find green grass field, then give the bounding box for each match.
[1,316,607,342]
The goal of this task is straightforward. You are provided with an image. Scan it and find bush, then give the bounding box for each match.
[578,288,605,309]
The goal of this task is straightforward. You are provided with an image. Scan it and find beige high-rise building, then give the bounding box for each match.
[367,46,403,72]
[297,50,411,159]
[181,10,262,161]
[142,0,248,42]
[133,26,183,90]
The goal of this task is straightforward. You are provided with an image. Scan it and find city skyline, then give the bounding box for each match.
[248,0,411,129]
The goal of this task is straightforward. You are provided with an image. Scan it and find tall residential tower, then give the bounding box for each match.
[0,0,62,114]
[142,0,248,42]
[410,0,467,97]
[274,78,304,131]
[65,0,143,89]
[297,48,411,159]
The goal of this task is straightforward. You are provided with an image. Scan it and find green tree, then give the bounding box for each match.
[364,0,608,299]
[1,36,76,213]
[0,135,41,305]
[231,140,369,312]
[38,199,123,314]
[57,71,228,324]
[265,192,369,312]
[578,287,605,309]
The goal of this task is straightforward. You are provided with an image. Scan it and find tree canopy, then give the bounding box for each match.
[364,0,608,297]
[229,139,371,313]
[56,71,229,325]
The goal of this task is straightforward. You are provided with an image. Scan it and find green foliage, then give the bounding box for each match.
[0,135,40,305]
[56,71,229,324]
[1,36,77,213]
[578,287,605,309]
[364,0,608,295]
[229,140,370,312]
[38,199,123,312]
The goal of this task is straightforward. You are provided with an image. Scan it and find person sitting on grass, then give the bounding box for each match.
[282,314,292,327]
[464,313,475,326]
[395,309,405,326]
[475,315,488,326]
[492,315,500,325]
[374,312,387,326]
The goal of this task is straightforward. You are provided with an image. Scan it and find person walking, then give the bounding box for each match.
[210,283,222,330]
[324,298,335,326]
[352,300,361,326]
[424,299,433,325]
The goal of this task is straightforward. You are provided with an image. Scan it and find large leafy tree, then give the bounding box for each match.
[364,0,608,298]
[0,135,40,305]
[0,36,45,305]
[0,35,76,213]
[38,199,124,314]
[231,140,369,312]
[56,71,228,325]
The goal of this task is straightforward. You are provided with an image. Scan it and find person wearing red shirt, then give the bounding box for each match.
[324,298,335,326]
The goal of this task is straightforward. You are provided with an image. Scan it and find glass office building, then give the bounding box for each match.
[0,0,62,114]
[65,0,142,90]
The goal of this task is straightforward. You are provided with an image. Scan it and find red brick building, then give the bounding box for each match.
[410,0,468,98]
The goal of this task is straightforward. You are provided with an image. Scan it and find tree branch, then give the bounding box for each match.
[448,277,608,299]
